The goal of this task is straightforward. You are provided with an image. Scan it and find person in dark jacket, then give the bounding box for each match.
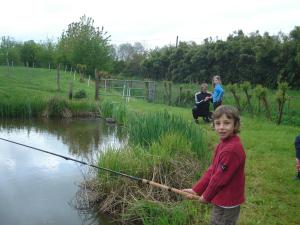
[295,135,300,180]
[192,83,212,124]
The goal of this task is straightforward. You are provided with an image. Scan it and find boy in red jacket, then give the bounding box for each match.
[183,105,246,225]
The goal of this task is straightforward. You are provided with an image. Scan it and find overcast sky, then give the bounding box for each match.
[0,0,299,48]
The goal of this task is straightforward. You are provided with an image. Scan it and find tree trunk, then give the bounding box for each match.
[178,86,183,105]
[145,82,149,101]
[163,81,168,104]
[262,97,272,121]
[68,81,73,100]
[6,55,10,76]
[168,81,172,106]
[277,92,286,125]
[57,63,61,92]
[231,90,241,112]
[257,98,261,113]
[245,90,253,117]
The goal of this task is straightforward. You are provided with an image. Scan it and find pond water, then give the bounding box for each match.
[0,118,126,225]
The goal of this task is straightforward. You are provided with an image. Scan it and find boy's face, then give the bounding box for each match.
[214,114,235,140]
[201,86,207,92]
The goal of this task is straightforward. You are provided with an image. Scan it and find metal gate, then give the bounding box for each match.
[99,79,156,102]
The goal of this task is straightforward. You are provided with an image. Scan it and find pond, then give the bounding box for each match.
[0,118,126,225]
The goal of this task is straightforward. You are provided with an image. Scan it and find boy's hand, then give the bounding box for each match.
[204,96,210,101]
[182,189,199,200]
[182,188,196,195]
[199,195,208,204]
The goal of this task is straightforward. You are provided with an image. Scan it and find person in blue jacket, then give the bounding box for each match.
[206,75,224,110]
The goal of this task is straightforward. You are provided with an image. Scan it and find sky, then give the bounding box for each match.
[0,0,299,49]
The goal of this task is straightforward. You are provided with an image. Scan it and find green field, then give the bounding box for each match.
[0,66,299,224]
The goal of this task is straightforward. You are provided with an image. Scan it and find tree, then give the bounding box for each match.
[116,43,135,61]
[275,82,289,125]
[58,15,113,75]
[240,81,253,116]
[0,36,22,66]
[39,39,56,69]
[20,40,42,67]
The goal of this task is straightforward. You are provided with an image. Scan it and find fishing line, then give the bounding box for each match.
[0,137,199,200]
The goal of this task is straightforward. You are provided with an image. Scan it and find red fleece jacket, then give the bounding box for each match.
[192,135,246,206]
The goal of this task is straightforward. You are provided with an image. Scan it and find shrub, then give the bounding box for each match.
[46,96,71,118]
[73,90,87,99]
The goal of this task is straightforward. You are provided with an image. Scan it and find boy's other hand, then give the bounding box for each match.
[182,188,196,194]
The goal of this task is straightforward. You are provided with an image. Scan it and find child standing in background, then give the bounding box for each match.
[206,75,224,110]
[183,105,246,225]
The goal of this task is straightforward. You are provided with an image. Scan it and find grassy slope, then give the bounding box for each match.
[0,66,96,99]
[1,66,299,224]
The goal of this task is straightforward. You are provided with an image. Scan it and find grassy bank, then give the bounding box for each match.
[89,96,299,225]
[0,66,101,117]
[1,66,299,224]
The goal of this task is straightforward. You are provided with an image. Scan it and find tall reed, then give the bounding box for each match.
[99,100,127,124]
[0,97,46,118]
[99,100,114,118]
[112,103,127,125]
[127,111,206,159]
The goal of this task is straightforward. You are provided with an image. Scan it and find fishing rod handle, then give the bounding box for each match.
[141,179,200,200]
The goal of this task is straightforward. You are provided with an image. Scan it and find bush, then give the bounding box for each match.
[45,96,71,118]
[73,90,87,99]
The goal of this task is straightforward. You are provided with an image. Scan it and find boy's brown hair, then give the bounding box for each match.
[212,105,240,133]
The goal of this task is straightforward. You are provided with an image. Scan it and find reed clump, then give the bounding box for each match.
[99,100,127,124]
[43,96,72,118]
[76,144,203,224]
[127,111,207,160]
[0,97,46,118]
[100,100,114,119]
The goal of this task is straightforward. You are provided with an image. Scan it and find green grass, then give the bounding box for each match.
[125,200,208,225]
[0,66,101,117]
[1,66,299,224]
[238,118,299,225]
[127,111,207,159]
[99,96,299,225]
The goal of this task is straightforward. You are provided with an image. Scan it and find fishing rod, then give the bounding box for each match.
[0,137,200,200]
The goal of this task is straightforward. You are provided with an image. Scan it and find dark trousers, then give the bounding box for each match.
[213,101,222,110]
[210,205,240,225]
[192,107,212,122]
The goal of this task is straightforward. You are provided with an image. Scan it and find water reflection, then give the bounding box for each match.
[0,118,125,225]
[0,118,126,159]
